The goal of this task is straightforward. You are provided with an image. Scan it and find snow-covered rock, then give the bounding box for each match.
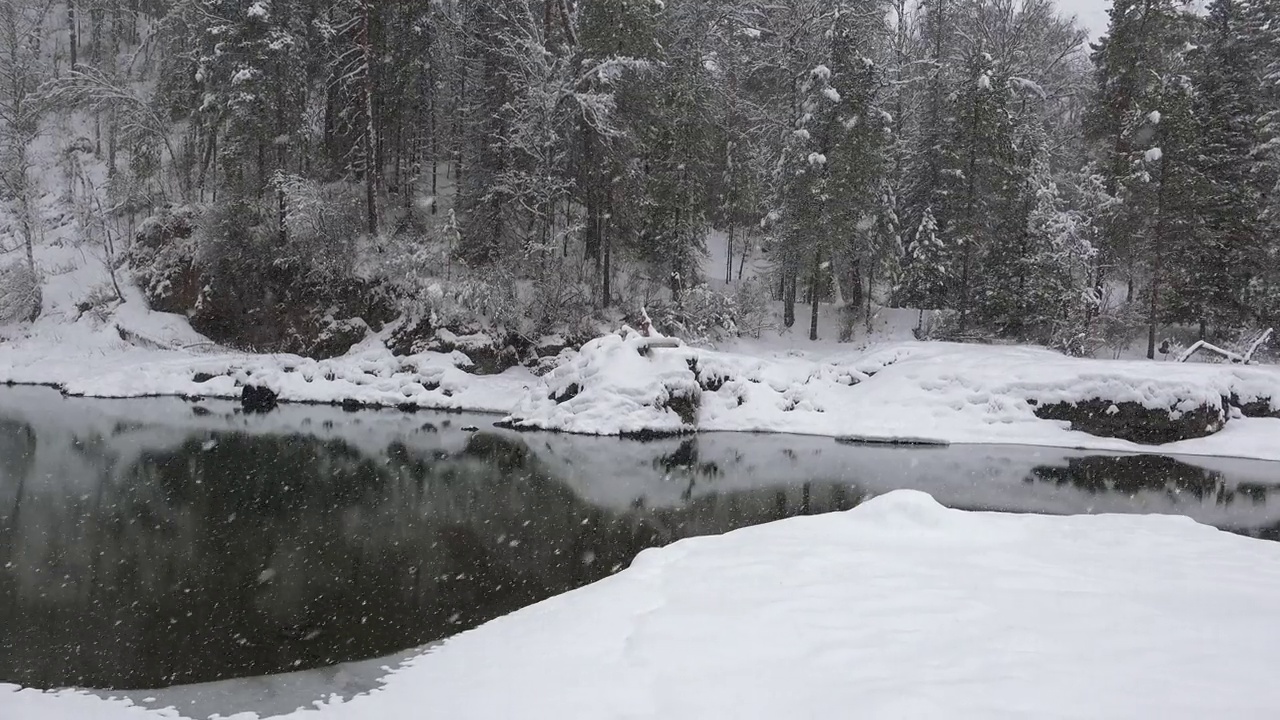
[503,331,703,437]
[504,338,1280,457]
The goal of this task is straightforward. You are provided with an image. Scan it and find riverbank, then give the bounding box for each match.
[3,315,1280,461]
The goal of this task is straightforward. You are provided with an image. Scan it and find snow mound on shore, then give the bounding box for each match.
[12,489,1280,719]
[503,338,1280,456]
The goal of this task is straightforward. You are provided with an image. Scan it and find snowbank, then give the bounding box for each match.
[9,490,1280,719]
[505,339,1280,460]
[5,307,1280,459]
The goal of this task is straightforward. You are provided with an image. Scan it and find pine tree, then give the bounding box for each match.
[1085,0,1187,305]
[1171,0,1260,336]
[898,205,947,329]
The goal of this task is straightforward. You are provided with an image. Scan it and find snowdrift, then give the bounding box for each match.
[503,334,1280,455]
[4,316,1280,459]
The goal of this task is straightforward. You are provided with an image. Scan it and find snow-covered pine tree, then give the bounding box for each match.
[1171,0,1261,337]
[897,205,947,330]
[1085,0,1188,307]
[943,45,1011,333]
[1140,66,1207,357]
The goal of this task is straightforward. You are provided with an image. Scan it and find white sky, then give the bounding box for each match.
[1058,0,1110,40]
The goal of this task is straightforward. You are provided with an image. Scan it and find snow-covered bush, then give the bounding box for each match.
[0,260,40,324]
[649,285,738,345]
[276,174,363,283]
[1097,304,1146,359]
[913,309,959,341]
[732,277,774,339]
[130,205,201,314]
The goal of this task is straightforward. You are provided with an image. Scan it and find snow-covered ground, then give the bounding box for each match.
[4,221,1279,461]
[8,490,1280,720]
[509,330,1280,459]
[4,298,1280,460]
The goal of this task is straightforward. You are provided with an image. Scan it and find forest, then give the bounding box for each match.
[0,0,1277,359]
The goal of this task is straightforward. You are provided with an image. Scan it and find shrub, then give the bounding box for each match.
[0,260,40,324]
[648,285,739,345]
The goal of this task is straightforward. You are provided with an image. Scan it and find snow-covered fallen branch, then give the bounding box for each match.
[1178,328,1272,364]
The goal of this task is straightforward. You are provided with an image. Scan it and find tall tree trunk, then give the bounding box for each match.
[602,189,612,308]
[362,0,379,237]
[783,261,797,329]
[1147,161,1170,360]
[67,0,76,70]
[809,251,821,341]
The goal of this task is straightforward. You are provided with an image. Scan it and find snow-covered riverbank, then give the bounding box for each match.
[3,312,1279,461]
[8,490,1280,720]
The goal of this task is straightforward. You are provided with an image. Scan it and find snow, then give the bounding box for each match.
[10,490,1280,719]
[5,296,1280,460]
[1147,110,1162,124]
[1145,146,1163,162]
[977,72,992,90]
[821,86,841,102]
[3,227,1280,462]
[1008,76,1047,98]
[248,1,269,19]
[504,336,1280,460]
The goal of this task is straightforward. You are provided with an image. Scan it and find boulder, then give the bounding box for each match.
[241,385,278,413]
[1229,393,1280,419]
[1034,398,1226,445]
[309,318,369,360]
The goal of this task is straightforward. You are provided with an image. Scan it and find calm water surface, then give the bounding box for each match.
[1,386,1278,692]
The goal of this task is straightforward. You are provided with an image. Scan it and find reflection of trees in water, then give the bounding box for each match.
[0,431,863,691]
[1028,455,1273,507]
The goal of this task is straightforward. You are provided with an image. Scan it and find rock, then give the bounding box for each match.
[1229,393,1280,419]
[241,385,278,413]
[550,383,581,404]
[663,389,700,426]
[1034,398,1227,445]
[309,317,369,360]
[687,359,731,393]
[387,315,434,356]
[341,398,365,412]
[192,372,216,384]
[432,330,520,375]
[130,206,201,315]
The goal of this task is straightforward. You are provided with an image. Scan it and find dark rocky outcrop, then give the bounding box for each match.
[241,385,278,413]
[1229,394,1280,419]
[386,316,435,356]
[550,383,581,404]
[1034,398,1227,444]
[663,389,701,426]
[129,206,200,315]
[687,359,730,393]
[130,206,394,360]
[309,318,370,360]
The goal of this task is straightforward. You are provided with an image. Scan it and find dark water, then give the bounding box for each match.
[1,387,1278,692]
